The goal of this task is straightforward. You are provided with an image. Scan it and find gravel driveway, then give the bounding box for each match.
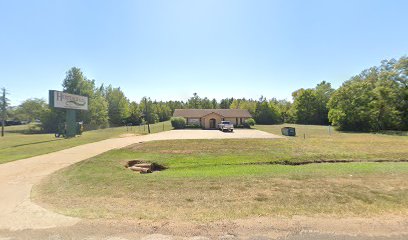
[140,129,283,141]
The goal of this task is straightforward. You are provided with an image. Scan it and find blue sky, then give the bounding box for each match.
[1,0,407,105]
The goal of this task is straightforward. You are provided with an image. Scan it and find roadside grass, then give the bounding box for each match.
[34,124,408,221]
[255,124,408,162]
[0,121,172,164]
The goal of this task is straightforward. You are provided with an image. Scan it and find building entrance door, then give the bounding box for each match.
[209,118,216,129]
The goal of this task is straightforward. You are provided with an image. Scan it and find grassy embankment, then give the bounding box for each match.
[34,124,408,221]
[0,121,172,164]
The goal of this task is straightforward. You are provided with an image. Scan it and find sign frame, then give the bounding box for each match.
[49,90,88,138]
[49,90,88,111]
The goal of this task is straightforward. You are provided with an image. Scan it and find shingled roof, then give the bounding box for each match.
[173,109,252,118]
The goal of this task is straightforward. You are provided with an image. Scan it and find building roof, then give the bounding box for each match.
[173,109,252,118]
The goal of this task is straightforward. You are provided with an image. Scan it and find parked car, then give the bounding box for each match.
[218,121,234,132]
[5,120,22,126]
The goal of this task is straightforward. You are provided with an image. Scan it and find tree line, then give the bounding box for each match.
[4,55,408,132]
[328,57,407,131]
[227,56,407,132]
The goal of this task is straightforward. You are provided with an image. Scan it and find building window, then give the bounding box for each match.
[188,118,200,125]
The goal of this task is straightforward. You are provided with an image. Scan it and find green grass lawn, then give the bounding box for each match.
[0,121,172,164]
[254,124,408,162]
[34,124,408,221]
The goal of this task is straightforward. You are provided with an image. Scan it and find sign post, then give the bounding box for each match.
[65,109,76,137]
[49,90,88,138]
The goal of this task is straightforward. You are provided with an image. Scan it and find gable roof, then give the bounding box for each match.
[173,109,252,118]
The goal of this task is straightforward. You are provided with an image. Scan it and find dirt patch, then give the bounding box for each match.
[158,150,195,154]
[124,160,167,172]
[241,159,408,166]
[126,143,144,151]
[2,215,408,239]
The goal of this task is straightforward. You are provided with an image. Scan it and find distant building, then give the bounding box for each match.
[173,109,252,129]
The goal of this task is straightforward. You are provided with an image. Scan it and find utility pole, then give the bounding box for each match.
[1,88,8,137]
[144,97,151,134]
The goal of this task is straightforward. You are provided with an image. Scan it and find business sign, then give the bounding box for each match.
[49,90,88,111]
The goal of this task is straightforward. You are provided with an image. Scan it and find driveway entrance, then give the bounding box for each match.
[0,129,282,231]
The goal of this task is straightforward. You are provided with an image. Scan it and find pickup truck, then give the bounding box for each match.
[218,121,234,132]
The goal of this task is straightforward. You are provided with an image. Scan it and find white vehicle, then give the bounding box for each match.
[218,121,234,132]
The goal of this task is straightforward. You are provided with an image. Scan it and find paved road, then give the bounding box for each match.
[280,233,408,240]
[0,129,281,231]
[1,229,407,240]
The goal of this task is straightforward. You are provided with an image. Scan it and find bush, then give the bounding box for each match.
[243,118,256,128]
[40,108,65,133]
[185,124,202,129]
[171,117,186,129]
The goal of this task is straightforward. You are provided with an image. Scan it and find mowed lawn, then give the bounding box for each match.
[33,124,408,222]
[0,121,172,164]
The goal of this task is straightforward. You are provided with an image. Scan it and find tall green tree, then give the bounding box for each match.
[211,98,219,109]
[153,101,172,122]
[314,81,335,125]
[62,67,94,96]
[219,98,234,109]
[254,97,281,124]
[140,97,158,124]
[275,99,292,123]
[230,98,257,115]
[105,85,130,125]
[62,67,97,124]
[328,57,406,131]
[289,81,334,125]
[88,87,109,129]
[290,89,320,124]
[1,88,9,137]
[167,100,186,113]
[230,99,242,109]
[328,75,375,131]
[14,98,47,121]
[188,93,202,109]
[394,56,408,130]
[127,101,143,125]
[201,97,213,109]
